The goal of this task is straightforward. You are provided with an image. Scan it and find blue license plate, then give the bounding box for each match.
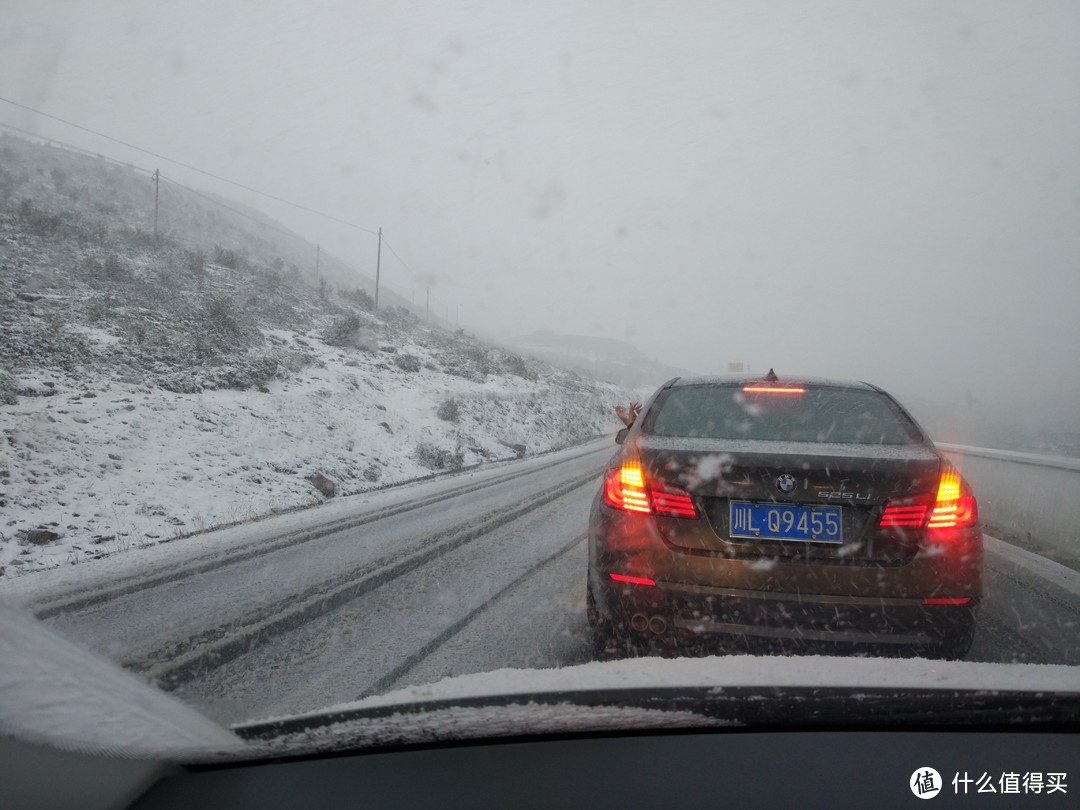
[729,501,843,544]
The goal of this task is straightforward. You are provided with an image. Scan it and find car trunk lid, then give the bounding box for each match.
[637,436,942,565]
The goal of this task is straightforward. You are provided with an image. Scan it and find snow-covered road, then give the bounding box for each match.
[15,440,1080,728]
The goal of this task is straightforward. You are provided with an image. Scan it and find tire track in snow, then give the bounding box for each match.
[127,470,600,689]
[358,533,587,699]
[31,443,608,620]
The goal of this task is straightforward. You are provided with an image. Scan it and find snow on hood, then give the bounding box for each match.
[0,601,245,761]
[248,701,735,757]
[254,654,1079,723]
[240,655,1079,756]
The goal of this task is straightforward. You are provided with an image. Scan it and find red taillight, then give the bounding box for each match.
[651,484,698,518]
[927,464,978,529]
[602,463,699,519]
[878,462,978,532]
[879,500,930,528]
[603,463,650,514]
[610,573,656,587]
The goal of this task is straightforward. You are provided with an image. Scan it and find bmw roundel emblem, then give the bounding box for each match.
[776,474,796,494]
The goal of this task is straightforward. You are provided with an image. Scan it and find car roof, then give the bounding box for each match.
[666,374,881,392]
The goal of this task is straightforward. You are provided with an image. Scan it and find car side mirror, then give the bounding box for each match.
[615,428,628,445]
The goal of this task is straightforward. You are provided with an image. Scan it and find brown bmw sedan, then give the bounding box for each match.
[588,373,983,660]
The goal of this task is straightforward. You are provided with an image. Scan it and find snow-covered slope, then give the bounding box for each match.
[0,135,631,581]
[1,332,623,578]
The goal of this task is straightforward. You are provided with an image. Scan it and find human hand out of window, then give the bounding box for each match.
[614,401,641,428]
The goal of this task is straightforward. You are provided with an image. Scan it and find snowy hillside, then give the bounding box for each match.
[0,135,631,579]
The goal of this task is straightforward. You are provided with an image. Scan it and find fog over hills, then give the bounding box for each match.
[509,330,692,390]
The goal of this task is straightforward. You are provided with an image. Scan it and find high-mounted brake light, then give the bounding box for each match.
[602,463,699,519]
[610,573,656,587]
[741,385,805,395]
[878,462,978,531]
[922,597,972,606]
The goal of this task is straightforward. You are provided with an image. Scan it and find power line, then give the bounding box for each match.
[380,234,446,320]
[1,120,343,249]
[1,118,426,304]
[1,105,442,310]
[0,120,155,176]
[158,176,307,241]
[379,234,422,282]
[0,95,380,236]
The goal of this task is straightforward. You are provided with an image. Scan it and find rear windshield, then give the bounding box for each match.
[644,385,922,445]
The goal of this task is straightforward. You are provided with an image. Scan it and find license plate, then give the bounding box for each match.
[729,501,843,544]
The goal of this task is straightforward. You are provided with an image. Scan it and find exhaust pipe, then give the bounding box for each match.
[630,613,649,632]
[648,616,667,635]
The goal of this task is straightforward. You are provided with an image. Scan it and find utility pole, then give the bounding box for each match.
[315,243,320,281]
[152,169,160,239]
[374,227,382,310]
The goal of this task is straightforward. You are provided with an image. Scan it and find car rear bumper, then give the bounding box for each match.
[593,574,978,647]
[589,501,982,650]
[609,578,980,648]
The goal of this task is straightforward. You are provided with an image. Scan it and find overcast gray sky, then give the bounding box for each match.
[3,0,1078,414]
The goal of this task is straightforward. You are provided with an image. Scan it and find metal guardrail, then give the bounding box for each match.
[937,443,1080,473]
[938,443,1080,568]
